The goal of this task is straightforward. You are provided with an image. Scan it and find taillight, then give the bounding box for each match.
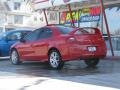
[91,29,95,34]
[95,28,101,35]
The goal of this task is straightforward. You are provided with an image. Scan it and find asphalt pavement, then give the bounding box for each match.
[0,58,120,90]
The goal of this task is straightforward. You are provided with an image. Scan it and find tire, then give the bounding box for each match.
[48,49,64,70]
[10,49,21,65]
[84,58,99,67]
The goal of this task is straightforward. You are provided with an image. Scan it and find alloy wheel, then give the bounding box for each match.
[11,50,21,65]
[49,50,64,69]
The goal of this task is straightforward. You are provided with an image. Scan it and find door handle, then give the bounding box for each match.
[32,44,40,47]
[32,43,47,47]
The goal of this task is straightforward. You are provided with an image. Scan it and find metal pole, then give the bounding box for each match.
[99,0,114,56]
[43,9,48,25]
[59,12,60,24]
[67,4,75,27]
[100,5,103,34]
[78,9,80,27]
[3,24,6,32]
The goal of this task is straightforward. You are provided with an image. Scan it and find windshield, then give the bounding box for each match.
[0,32,7,40]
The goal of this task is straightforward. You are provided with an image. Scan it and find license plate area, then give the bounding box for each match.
[88,46,96,52]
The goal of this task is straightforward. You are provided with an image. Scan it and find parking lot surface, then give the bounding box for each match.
[0,59,120,90]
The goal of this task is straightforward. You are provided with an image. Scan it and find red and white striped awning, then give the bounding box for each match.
[32,0,88,10]
[28,0,120,11]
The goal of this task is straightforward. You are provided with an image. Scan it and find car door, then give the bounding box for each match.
[17,30,40,60]
[31,28,53,61]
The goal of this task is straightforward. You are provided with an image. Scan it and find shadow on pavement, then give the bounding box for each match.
[0,59,120,89]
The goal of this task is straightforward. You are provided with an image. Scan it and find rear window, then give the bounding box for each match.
[75,28,96,35]
[82,28,96,34]
[56,26,74,34]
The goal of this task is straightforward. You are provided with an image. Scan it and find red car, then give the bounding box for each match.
[10,25,107,69]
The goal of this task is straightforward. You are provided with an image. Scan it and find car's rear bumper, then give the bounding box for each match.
[63,52,106,61]
[80,54,106,60]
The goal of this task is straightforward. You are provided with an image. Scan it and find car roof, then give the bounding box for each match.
[44,25,78,34]
[46,24,76,29]
[0,30,31,37]
[6,30,31,33]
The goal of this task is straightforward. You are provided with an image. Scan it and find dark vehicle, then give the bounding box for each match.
[0,30,31,57]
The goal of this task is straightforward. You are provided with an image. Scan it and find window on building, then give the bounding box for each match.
[14,15,23,24]
[14,2,21,10]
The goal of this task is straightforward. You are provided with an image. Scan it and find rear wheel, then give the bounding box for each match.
[84,58,99,67]
[48,49,64,69]
[10,49,21,65]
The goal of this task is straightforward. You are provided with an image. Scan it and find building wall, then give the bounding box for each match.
[0,0,59,30]
[0,0,33,32]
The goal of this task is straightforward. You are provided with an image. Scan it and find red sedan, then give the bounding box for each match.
[10,25,107,69]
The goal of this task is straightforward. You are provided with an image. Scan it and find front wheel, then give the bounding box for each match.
[84,58,99,67]
[10,49,21,65]
[48,50,64,70]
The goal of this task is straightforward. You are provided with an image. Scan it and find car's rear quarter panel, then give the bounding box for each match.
[49,35,70,60]
[75,34,107,60]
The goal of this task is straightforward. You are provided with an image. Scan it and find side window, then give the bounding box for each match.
[24,29,40,41]
[74,30,83,35]
[7,32,21,41]
[38,28,52,39]
[21,31,31,38]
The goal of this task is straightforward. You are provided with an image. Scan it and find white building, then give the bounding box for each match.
[0,0,35,32]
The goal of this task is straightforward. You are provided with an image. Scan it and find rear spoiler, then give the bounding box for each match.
[69,27,101,35]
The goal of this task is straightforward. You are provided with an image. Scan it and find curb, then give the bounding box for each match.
[104,56,120,60]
